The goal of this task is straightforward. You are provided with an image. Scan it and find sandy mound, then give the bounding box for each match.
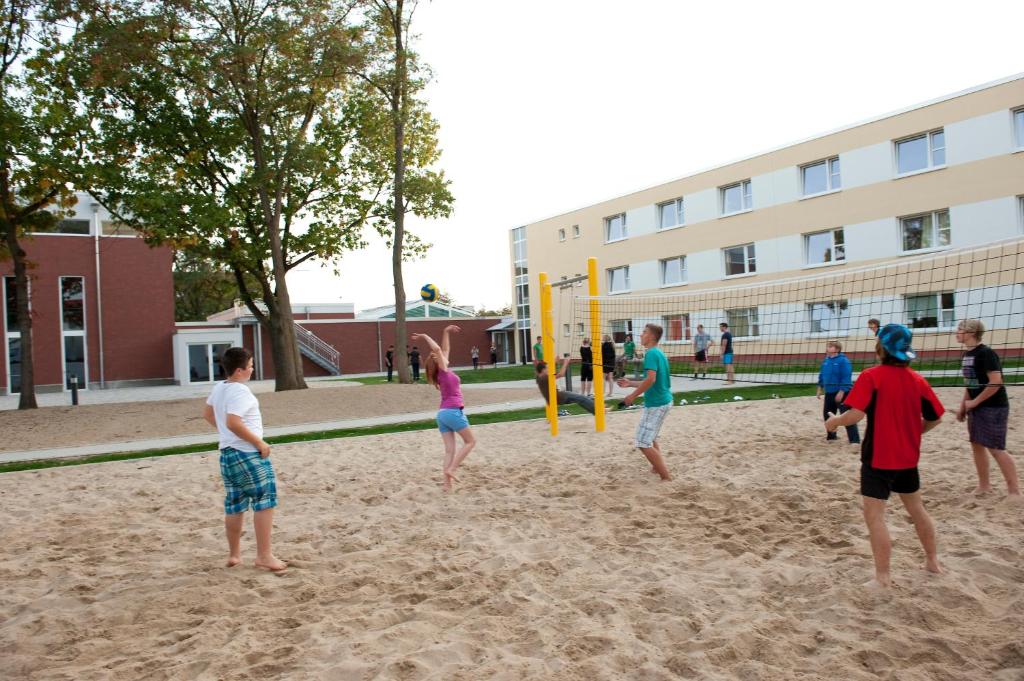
[0,383,538,452]
[1,392,1021,680]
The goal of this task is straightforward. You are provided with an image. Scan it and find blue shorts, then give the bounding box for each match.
[722,353,734,365]
[219,447,278,515]
[437,408,470,433]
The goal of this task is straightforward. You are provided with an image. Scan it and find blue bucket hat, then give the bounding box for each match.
[878,323,916,361]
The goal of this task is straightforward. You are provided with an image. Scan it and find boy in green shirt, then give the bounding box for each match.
[617,323,673,481]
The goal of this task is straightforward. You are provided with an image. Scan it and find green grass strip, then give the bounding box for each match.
[4,376,1017,474]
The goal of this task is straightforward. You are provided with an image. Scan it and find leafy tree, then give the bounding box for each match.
[476,305,511,318]
[62,0,374,390]
[0,0,86,408]
[173,251,261,322]
[355,0,453,383]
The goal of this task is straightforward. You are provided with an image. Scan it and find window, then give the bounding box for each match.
[605,213,627,241]
[563,323,570,337]
[726,307,759,337]
[60,276,87,390]
[572,224,581,238]
[660,256,687,286]
[558,228,566,242]
[31,219,90,235]
[664,313,690,342]
[805,228,845,265]
[723,243,756,276]
[808,300,849,334]
[512,226,530,332]
[101,220,137,236]
[3,276,17,333]
[188,342,232,383]
[607,266,630,293]
[577,322,584,335]
[901,209,950,252]
[721,180,752,214]
[896,129,945,174]
[802,157,841,195]
[906,292,955,329]
[1014,108,1024,149]
[658,198,685,229]
[611,319,633,343]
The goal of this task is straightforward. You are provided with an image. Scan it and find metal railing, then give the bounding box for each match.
[294,323,340,373]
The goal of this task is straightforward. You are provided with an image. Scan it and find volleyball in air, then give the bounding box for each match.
[420,284,439,302]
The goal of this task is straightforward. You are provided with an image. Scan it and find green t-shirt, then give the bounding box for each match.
[641,346,672,407]
[533,343,543,361]
[624,340,635,359]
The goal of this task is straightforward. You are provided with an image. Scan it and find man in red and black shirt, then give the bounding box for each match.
[826,324,944,588]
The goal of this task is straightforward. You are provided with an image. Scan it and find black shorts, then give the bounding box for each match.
[695,350,707,362]
[860,465,920,500]
[580,365,593,381]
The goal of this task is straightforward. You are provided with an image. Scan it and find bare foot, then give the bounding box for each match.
[863,577,891,590]
[1005,493,1023,506]
[254,556,288,572]
[659,474,673,482]
[924,559,943,574]
[226,556,242,568]
[973,485,993,495]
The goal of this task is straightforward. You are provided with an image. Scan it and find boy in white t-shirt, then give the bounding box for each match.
[203,347,286,572]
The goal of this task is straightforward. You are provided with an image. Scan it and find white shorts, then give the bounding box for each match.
[634,404,671,448]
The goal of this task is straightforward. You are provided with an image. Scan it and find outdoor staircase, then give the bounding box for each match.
[295,323,341,375]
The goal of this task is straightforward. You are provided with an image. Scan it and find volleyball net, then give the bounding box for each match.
[554,239,1024,388]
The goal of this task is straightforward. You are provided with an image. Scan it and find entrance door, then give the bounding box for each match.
[188,342,233,383]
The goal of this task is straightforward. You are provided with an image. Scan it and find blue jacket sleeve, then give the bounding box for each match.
[817,360,825,388]
[839,356,853,391]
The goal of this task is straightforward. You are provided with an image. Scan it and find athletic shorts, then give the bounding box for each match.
[580,364,593,381]
[220,447,278,515]
[722,353,734,365]
[437,407,470,433]
[967,406,1009,450]
[635,404,671,448]
[695,350,707,362]
[860,465,920,500]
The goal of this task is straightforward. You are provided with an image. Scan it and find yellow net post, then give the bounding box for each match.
[539,272,558,436]
[588,257,605,432]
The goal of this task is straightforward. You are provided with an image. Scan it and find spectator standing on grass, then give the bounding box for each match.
[692,324,713,379]
[719,323,735,385]
[471,345,480,370]
[490,343,498,367]
[410,346,421,382]
[385,345,395,382]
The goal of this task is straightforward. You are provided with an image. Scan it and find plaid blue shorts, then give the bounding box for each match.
[635,404,671,448]
[219,447,278,515]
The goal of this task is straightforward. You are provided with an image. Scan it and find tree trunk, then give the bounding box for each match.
[1,221,37,408]
[390,0,411,385]
[264,306,307,391]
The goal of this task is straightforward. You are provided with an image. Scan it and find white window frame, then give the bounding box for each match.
[563,323,570,338]
[895,129,945,176]
[801,157,841,196]
[59,275,88,392]
[558,228,566,242]
[576,322,584,335]
[807,300,850,335]
[30,218,92,237]
[605,213,627,243]
[610,318,634,343]
[723,243,756,278]
[2,276,27,394]
[1018,196,1024,234]
[659,255,687,287]
[725,307,760,338]
[657,197,685,230]
[720,180,752,216]
[905,292,956,330]
[804,227,846,267]
[899,209,951,254]
[663,313,690,342]
[186,341,233,384]
[572,224,581,238]
[1013,108,1024,151]
[607,265,630,294]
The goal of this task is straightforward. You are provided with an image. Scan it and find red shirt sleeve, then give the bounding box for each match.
[844,370,875,412]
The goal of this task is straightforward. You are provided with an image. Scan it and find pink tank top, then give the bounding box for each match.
[437,368,464,409]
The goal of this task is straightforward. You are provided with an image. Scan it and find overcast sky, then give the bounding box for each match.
[287,0,1023,312]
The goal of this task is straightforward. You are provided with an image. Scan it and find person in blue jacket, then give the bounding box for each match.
[816,340,860,443]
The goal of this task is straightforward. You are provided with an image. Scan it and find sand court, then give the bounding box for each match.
[1,392,1022,680]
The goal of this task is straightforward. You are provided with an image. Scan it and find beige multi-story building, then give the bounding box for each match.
[509,74,1024,364]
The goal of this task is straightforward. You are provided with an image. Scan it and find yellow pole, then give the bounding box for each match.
[539,272,558,436]
[588,257,605,432]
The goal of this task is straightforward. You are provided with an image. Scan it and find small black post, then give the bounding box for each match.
[563,353,573,392]
[70,376,79,406]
